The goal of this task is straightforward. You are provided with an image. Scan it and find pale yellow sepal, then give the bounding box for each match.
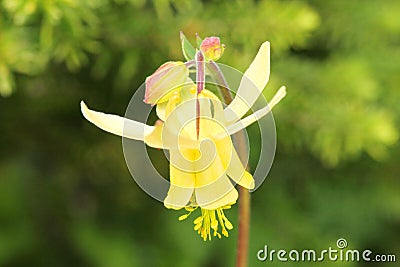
[224,41,271,123]
[225,86,286,136]
[80,101,155,140]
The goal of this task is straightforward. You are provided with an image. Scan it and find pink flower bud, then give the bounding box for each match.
[200,37,225,61]
[144,61,189,105]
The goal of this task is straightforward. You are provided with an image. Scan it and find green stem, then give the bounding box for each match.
[208,61,250,267]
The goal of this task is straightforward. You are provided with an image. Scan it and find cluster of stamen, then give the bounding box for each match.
[178,205,233,241]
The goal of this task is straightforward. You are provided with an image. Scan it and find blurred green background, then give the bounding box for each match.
[0,0,399,266]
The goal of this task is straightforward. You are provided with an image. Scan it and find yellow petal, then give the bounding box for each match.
[80,101,154,140]
[224,41,270,123]
[162,100,198,146]
[169,146,201,174]
[213,136,254,189]
[194,143,227,188]
[225,148,255,189]
[194,136,237,209]
[164,150,196,210]
[195,175,238,210]
[164,183,194,210]
[160,89,221,148]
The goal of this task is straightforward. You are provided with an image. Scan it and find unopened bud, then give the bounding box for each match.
[144,61,189,105]
[200,37,225,61]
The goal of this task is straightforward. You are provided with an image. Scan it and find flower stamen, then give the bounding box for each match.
[178,205,233,241]
[178,206,198,221]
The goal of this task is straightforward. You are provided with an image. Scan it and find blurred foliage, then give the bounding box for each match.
[0,0,399,266]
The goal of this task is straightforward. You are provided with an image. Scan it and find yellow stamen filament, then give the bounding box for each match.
[178,206,198,221]
[178,205,233,241]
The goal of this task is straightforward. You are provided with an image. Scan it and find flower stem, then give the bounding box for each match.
[237,188,250,266]
[234,132,251,267]
[208,61,250,267]
[195,51,205,140]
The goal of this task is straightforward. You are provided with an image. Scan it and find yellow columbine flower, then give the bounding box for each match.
[80,41,286,240]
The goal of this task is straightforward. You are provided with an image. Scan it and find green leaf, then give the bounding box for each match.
[196,33,203,47]
[180,31,196,61]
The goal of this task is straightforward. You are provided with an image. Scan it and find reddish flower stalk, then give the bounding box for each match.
[208,62,251,267]
[195,50,205,139]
